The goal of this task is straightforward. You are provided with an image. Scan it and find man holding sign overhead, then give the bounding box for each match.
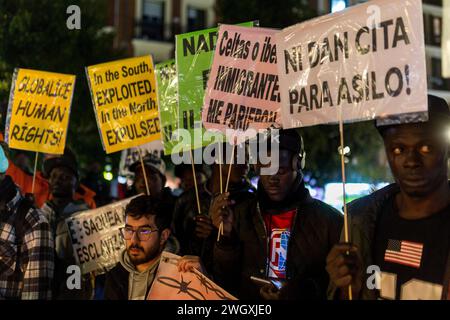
[211,129,343,300]
[327,95,450,300]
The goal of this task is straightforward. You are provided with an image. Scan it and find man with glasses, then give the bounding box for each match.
[211,129,343,300]
[104,195,204,300]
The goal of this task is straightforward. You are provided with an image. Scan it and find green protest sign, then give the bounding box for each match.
[156,59,178,155]
[175,21,256,150]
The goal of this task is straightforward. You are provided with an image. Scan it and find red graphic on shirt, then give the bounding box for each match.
[263,209,296,279]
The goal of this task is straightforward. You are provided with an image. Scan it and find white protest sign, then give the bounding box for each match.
[276,0,427,128]
[118,140,164,177]
[443,0,450,78]
[66,196,138,275]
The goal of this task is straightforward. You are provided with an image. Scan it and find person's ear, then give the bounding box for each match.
[160,228,171,245]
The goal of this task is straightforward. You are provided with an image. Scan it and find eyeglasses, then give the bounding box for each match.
[119,226,159,241]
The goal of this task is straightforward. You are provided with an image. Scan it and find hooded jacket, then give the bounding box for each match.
[213,177,343,299]
[104,242,179,300]
[119,250,159,300]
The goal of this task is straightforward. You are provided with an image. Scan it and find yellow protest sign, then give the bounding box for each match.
[86,56,161,154]
[5,68,75,154]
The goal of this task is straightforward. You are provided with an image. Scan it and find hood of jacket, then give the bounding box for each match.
[119,250,159,300]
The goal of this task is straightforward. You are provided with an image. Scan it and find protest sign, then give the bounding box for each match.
[66,196,137,275]
[4,68,75,154]
[119,140,164,177]
[175,21,256,150]
[276,0,427,128]
[156,59,179,155]
[202,25,281,143]
[147,252,237,300]
[86,56,161,154]
[202,25,281,142]
[443,0,450,78]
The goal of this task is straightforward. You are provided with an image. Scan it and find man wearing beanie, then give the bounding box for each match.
[327,94,450,300]
[210,129,343,299]
[0,141,54,299]
[129,153,172,200]
[40,147,92,299]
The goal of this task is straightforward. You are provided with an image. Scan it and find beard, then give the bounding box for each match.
[127,243,161,266]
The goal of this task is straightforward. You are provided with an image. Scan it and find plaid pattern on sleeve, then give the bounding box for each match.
[0,191,54,299]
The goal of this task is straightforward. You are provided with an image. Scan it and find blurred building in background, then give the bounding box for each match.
[106,0,217,62]
[105,0,450,102]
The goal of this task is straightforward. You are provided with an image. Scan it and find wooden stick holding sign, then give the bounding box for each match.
[218,142,223,194]
[217,139,237,242]
[338,112,352,301]
[217,143,224,240]
[189,149,202,215]
[224,142,236,193]
[31,152,39,194]
[138,147,150,196]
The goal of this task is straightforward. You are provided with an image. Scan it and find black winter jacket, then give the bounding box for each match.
[213,178,343,300]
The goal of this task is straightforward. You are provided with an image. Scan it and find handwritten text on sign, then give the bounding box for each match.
[275,0,427,128]
[5,69,75,154]
[66,196,137,275]
[203,25,281,142]
[86,56,161,153]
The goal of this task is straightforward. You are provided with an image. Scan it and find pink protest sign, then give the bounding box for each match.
[202,25,281,143]
[147,252,237,300]
[275,0,427,128]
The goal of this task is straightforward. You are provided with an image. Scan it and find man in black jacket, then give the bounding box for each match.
[326,95,450,300]
[211,129,343,300]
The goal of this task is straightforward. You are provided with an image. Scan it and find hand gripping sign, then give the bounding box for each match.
[5,68,75,154]
[86,56,161,154]
[202,25,281,144]
[275,0,427,128]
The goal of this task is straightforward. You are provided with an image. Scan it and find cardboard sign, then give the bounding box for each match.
[119,140,164,177]
[86,56,161,153]
[175,22,256,150]
[5,68,75,154]
[443,0,450,78]
[156,60,179,155]
[147,252,237,300]
[66,196,137,275]
[275,0,427,128]
[202,25,281,143]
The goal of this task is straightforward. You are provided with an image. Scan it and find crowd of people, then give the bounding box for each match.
[0,94,449,300]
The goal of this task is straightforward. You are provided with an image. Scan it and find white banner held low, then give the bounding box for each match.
[66,196,138,275]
